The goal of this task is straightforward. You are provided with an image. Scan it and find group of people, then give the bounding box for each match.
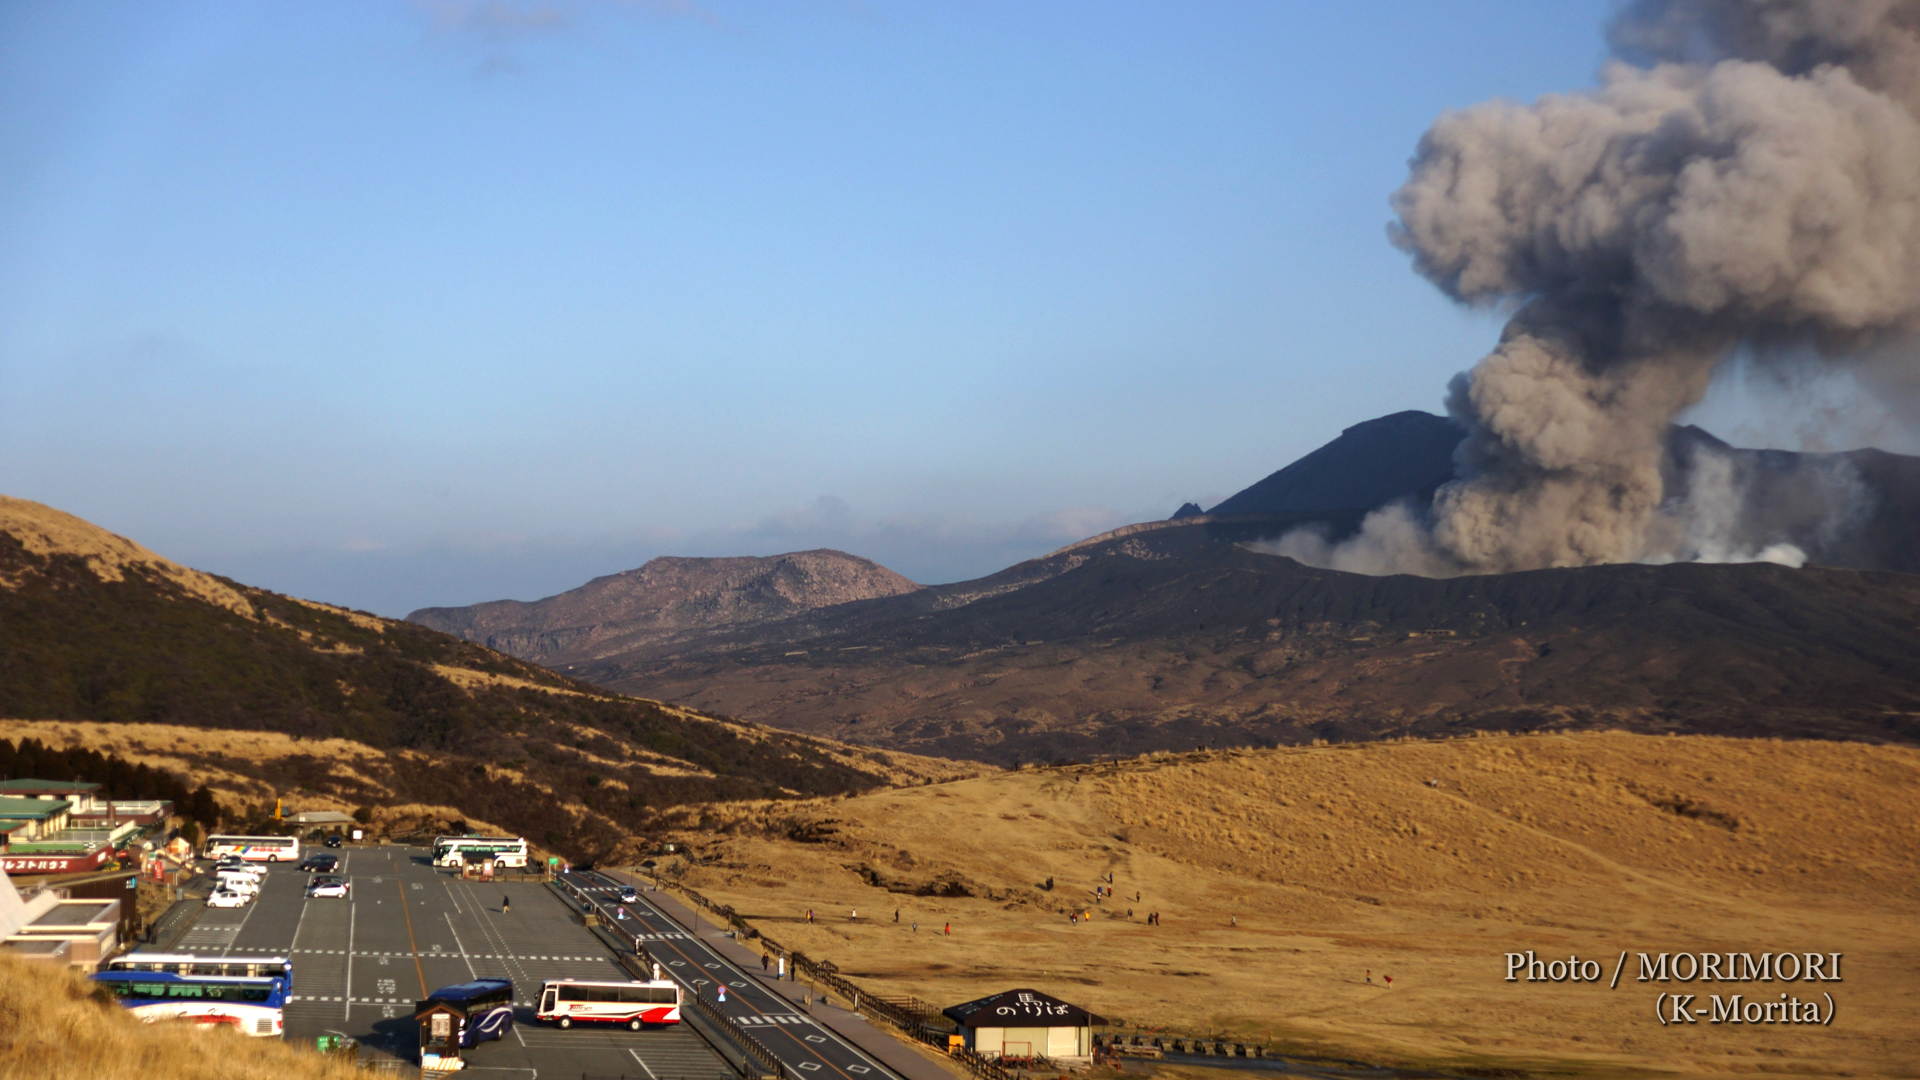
[800,905,951,935]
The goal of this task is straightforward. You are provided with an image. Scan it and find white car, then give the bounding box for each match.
[307,877,350,899]
[206,890,250,908]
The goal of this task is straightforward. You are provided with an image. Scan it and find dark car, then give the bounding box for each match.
[617,886,639,903]
[324,835,343,849]
[298,854,340,873]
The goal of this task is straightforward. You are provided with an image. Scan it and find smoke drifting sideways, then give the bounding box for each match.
[1273,0,1920,578]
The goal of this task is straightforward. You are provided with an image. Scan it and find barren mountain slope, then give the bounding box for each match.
[588,523,1920,762]
[408,550,921,666]
[642,731,1920,1079]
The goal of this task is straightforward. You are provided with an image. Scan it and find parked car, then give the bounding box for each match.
[298,854,340,873]
[324,835,344,849]
[206,890,250,908]
[307,876,350,899]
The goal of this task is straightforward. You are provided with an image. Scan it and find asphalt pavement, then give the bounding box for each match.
[562,871,959,1080]
[176,845,737,1079]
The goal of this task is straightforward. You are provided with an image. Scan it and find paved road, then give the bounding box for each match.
[563,871,904,1080]
[182,846,735,1079]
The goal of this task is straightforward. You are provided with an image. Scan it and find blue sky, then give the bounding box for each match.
[8,0,1832,616]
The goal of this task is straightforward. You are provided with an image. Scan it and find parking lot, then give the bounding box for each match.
[181,844,735,1078]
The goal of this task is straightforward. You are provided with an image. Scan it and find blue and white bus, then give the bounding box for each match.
[416,978,515,1053]
[91,970,288,1037]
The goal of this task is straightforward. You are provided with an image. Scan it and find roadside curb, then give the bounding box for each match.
[606,871,969,1080]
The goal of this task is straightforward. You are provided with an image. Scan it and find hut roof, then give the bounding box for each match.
[943,988,1105,1028]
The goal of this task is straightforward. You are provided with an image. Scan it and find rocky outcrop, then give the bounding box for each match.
[408,550,921,667]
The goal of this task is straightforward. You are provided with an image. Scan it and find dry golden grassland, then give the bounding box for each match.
[0,719,405,805]
[0,496,253,617]
[0,952,360,1080]
[649,732,1920,1079]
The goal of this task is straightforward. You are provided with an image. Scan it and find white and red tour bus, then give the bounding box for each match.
[204,834,301,862]
[535,979,681,1030]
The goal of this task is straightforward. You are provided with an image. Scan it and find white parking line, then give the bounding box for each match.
[343,892,356,1021]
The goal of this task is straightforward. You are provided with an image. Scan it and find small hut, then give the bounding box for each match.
[943,988,1104,1063]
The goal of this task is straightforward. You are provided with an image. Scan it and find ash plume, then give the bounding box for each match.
[1285,0,1920,576]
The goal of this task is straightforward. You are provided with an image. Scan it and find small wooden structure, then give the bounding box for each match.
[943,988,1105,1064]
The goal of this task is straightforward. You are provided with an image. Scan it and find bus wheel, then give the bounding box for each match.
[268,855,279,863]
[557,1017,572,1029]
[628,1018,643,1031]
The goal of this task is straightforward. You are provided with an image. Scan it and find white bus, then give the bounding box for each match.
[205,835,300,863]
[105,952,295,988]
[535,979,681,1030]
[431,836,529,869]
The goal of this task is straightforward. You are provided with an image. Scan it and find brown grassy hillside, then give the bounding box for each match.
[0,952,359,1080]
[639,732,1920,1079]
[0,495,975,858]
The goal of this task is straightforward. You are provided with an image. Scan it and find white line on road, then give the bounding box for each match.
[627,1048,659,1080]
[343,890,356,1020]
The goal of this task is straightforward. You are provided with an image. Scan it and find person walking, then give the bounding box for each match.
[502,895,511,914]
[943,922,952,935]
[761,954,770,972]
[893,908,900,923]
[717,984,728,1003]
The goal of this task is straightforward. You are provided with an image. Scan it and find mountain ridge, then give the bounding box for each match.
[580,522,1920,761]
[0,496,966,857]
[409,548,920,668]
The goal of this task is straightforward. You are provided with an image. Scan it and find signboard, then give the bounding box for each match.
[1,849,112,874]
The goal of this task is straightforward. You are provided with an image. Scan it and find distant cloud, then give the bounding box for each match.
[414,0,571,37]
[412,0,720,38]
[427,0,567,31]
[411,0,725,78]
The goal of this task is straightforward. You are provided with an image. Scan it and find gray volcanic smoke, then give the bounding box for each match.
[1278,0,1920,576]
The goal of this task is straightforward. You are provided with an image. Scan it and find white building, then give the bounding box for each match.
[942,988,1104,1063]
